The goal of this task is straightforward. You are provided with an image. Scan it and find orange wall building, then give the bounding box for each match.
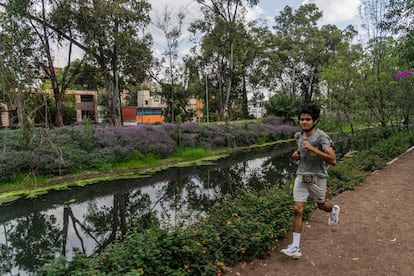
[136,90,166,124]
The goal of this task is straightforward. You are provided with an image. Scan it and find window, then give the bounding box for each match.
[10,110,18,124]
[81,95,94,102]
[137,107,163,116]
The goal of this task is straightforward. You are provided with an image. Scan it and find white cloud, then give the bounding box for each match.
[245,5,264,22]
[302,0,362,25]
[245,4,274,26]
[148,0,202,60]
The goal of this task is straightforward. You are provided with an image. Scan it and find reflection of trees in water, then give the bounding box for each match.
[0,190,157,274]
[155,154,297,227]
[63,206,104,255]
[260,154,297,188]
[159,169,201,226]
[81,190,156,252]
[1,222,14,275]
[0,147,297,274]
[201,155,296,195]
[206,164,244,196]
[186,174,217,212]
[0,213,61,274]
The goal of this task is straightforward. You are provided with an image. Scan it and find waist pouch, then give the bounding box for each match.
[300,172,316,185]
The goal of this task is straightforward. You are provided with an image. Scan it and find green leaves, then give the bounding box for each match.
[265,94,302,123]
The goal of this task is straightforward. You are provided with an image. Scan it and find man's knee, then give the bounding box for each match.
[294,204,304,216]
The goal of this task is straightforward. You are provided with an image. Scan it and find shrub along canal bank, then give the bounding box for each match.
[36,130,414,275]
[0,119,298,205]
[0,140,292,206]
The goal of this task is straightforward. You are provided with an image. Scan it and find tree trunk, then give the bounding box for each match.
[225,41,234,119]
[242,73,249,118]
[54,90,64,127]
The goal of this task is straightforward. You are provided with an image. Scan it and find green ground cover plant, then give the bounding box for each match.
[38,130,414,275]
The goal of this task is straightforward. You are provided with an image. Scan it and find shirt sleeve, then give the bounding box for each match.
[319,133,334,151]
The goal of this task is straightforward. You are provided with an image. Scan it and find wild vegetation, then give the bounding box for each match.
[37,129,414,275]
[0,116,296,193]
[1,0,414,274]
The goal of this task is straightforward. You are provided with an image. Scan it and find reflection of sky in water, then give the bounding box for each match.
[0,178,225,275]
[0,145,296,275]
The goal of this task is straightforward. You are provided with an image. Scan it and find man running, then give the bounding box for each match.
[281,104,340,258]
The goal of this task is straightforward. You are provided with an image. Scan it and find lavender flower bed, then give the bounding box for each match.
[0,118,298,183]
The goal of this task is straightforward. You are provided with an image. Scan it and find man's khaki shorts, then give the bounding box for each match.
[293,174,326,203]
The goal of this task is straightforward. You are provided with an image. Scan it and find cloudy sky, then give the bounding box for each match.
[54,0,363,67]
[149,0,363,29]
[148,0,363,60]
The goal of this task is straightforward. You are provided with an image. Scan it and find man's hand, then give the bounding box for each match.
[292,150,300,160]
[303,141,315,151]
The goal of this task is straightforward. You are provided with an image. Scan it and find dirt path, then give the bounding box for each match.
[228,146,414,276]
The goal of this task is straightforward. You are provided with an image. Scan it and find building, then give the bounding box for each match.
[248,100,266,119]
[133,89,166,124]
[45,89,98,124]
[121,90,206,125]
[0,103,18,128]
[70,90,98,123]
[187,97,204,123]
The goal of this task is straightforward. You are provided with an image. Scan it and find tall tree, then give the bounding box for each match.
[190,0,259,120]
[321,25,364,134]
[272,4,332,103]
[0,3,40,143]
[1,0,88,127]
[151,5,186,123]
[383,0,414,65]
[361,0,396,129]
[61,0,152,125]
[233,22,262,119]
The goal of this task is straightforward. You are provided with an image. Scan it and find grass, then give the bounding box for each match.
[109,154,161,170]
[171,148,209,161]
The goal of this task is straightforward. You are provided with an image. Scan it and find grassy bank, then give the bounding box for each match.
[0,139,293,205]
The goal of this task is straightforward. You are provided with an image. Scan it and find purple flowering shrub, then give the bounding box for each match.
[94,125,177,159]
[0,118,298,182]
[394,68,413,81]
[180,122,201,133]
[196,124,228,147]
[0,151,31,183]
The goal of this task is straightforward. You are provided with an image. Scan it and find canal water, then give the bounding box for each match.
[0,142,318,275]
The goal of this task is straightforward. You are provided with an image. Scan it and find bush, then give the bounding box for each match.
[0,120,298,184]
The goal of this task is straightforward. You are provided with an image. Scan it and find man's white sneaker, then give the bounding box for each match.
[280,245,302,258]
[328,204,340,225]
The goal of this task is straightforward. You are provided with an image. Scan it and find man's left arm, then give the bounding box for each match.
[320,146,337,166]
[303,141,337,166]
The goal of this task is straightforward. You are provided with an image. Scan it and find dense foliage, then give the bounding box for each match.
[38,130,414,275]
[0,117,297,184]
[2,1,413,127]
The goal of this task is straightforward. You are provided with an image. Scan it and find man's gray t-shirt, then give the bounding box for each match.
[294,129,334,178]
